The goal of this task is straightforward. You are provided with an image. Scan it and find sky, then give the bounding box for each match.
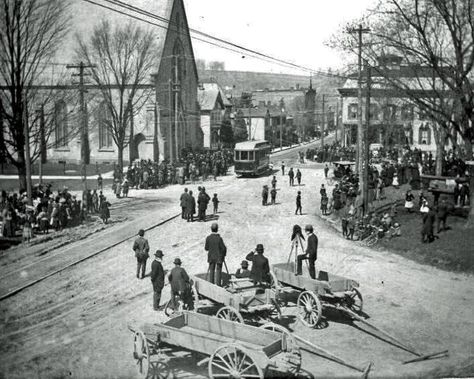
[182,0,375,75]
[63,0,375,76]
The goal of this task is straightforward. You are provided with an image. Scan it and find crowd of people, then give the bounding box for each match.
[115,150,233,192]
[179,186,219,223]
[0,183,113,243]
[305,142,357,163]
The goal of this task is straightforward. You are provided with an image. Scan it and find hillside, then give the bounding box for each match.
[197,69,345,97]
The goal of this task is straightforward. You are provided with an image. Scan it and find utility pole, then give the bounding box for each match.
[23,102,32,205]
[363,61,371,215]
[340,97,345,147]
[321,94,326,162]
[173,55,180,162]
[280,111,283,151]
[335,100,339,143]
[168,80,173,163]
[347,24,370,174]
[67,61,95,191]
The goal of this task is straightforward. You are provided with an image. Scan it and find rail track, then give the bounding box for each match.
[0,213,180,301]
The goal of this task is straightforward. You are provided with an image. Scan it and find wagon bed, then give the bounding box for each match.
[130,311,301,378]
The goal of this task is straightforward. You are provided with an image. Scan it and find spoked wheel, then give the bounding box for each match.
[346,287,363,315]
[297,291,322,328]
[208,343,264,379]
[133,331,150,379]
[216,305,244,323]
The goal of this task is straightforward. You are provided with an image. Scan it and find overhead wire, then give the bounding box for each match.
[82,0,349,79]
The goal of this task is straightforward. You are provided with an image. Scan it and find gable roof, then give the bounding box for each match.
[197,82,232,111]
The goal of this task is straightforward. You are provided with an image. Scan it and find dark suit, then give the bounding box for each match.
[133,236,150,278]
[205,233,227,286]
[168,266,191,309]
[245,252,270,284]
[436,203,448,232]
[297,233,318,278]
[150,259,165,310]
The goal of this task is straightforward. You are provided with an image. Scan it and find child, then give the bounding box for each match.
[389,222,401,238]
[271,175,277,190]
[347,216,356,240]
[212,193,219,214]
[22,208,34,243]
[341,217,348,237]
[270,187,277,205]
[235,260,250,278]
[321,195,328,215]
[295,191,302,215]
[38,206,49,234]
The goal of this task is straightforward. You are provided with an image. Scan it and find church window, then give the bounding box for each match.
[98,101,113,149]
[418,123,431,145]
[54,101,68,148]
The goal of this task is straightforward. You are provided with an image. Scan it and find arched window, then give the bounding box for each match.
[54,101,68,148]
[98,102,113,149]
[418,123,431,145]
[172,39,185,83]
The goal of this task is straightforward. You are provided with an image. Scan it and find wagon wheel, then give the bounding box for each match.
[346,287,363,315]
[164,296,183,318]
[133,331,150,379]
[208,343,264,379]
[297,291,322,328]
[216,306,244,323]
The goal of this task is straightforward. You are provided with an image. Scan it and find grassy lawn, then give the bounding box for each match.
[377,203,474,273]
[0,178,114,193]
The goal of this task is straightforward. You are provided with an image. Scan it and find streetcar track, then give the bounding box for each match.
[0,213,180,301]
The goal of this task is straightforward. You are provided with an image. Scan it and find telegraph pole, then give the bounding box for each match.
[168,80,173,163]
[347,24,370,174]
[67,61,95,191]
[335,99,339,143]
[321,94,326,161]
[23,102,32,205]
[363,61,371,214]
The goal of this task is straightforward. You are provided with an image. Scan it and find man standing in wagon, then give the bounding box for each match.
[205,223,227,286]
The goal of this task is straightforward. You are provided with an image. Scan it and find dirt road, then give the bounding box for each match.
[1,167,473,378]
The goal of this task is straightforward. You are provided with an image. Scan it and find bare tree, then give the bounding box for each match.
[330,0,474,223]
[0,0,70,190]
[75,20,159,175]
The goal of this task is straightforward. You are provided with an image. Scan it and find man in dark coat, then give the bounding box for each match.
[288,168,295,186]
[180,188,189,219]
[296,169,302,185]
[295,191,302,215]
[150,250,165,310]
[168,257,191,309]
[186,190,196,222]
[204,223,227,286]
[245,244,270,285]
[296,225,318,278]
[197,187,210,221]
[436,199,449,233]
[422,206,436,243]
[133,229,150,279]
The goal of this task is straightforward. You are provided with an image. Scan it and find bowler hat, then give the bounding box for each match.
[241,260,249,268]
[154,250,164,258]
[256,244,264,252]
[174,257,182,265]
[138,229,145,236]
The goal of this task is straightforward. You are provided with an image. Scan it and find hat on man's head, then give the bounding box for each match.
[305,224,313,233]
[255,244,264,252]
[154,250,164,258]
[174,257,182,265]
[138,229,145,236]
[241,260,249,268]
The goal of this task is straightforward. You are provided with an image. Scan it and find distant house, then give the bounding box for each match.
[198,82,231,149]
[338,55,453,153]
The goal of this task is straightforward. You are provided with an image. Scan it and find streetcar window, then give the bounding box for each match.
[235,151,240,160]
[249,151,254,161]
[241,151,248,160]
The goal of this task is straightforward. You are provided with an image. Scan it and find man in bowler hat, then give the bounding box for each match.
[133,229,150,279]
[296,225,318,279]
[150,250,165,310]
[204,223,227,286]
[168,257,191,309]
[245,244,270,285]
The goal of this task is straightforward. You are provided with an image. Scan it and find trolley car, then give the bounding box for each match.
[234,140,271,176]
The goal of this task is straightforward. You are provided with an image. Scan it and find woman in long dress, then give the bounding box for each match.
[405,190,415,213]
[99,197,111,224]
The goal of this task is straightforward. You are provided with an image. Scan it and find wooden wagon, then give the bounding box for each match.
[129,311,301,379]
[272,262,362,327]
[183,272,282,323]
